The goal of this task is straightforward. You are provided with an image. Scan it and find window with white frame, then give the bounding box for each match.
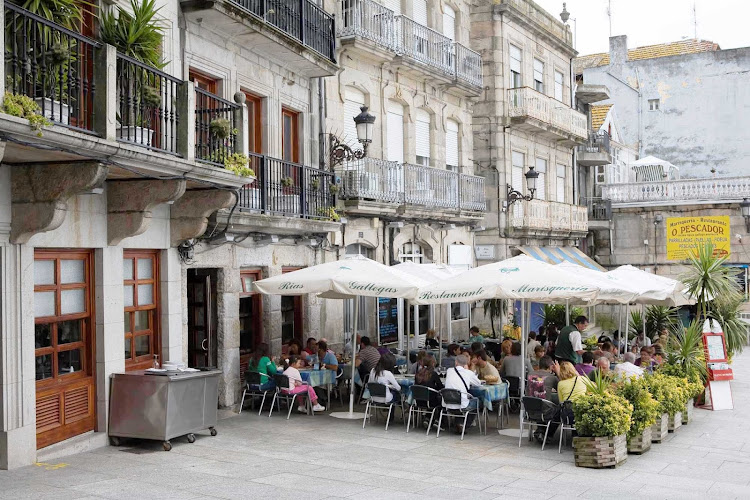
[400,242,426,263]
[512,151,525,192]
[535,157,547,200]
[343,87,365,145]
[386,100,404,164]
[533,59,544,93]
[446,119,459,171]
[556,164,566,202]
[510,45,522,88]
[648,99,660,111]
[415,109,431,167]
[344,244,373,334]
[554,70,564,101]
[442,4,456,40]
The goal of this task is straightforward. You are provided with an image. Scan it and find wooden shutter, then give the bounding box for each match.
[386,101,404,163]
[443,5,456,40]
[415,109,431,161]
[445,119,459,168]
[413,0,427,25]
[343,87,365,145]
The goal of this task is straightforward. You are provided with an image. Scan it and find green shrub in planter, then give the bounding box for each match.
[573,393,632,438]
[645,374,687,417]
[615,377,659,449]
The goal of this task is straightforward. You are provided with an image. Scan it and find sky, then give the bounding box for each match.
[533,0,750,56]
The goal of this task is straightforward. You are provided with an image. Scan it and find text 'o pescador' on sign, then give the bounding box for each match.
[666,216,731,261]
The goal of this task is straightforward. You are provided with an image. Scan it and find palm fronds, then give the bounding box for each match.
[483,299,506,338]
[681,242,741,320]
[666,319,707,382]
[99,0,166,68]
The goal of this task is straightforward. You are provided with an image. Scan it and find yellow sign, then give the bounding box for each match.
[666,216,731,260]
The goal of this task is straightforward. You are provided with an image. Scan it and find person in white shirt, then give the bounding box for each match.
[614,352,644,379]
[282,357,326,413]
[369,358,402,404]
[527,331,542,360]
[343,333,361,358]
[444,354,482,434]
[634,332,652,349]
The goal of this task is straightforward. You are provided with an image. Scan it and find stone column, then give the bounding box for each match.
[216,266,240,407]
[93,44,116,141]
[160,248,184,363]
[94,247,124,434]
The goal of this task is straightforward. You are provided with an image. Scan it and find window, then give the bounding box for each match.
[510,45,522,88]
[556,164,566,202]
[415,109,431,166]
[189,69,218,94]
[344,87,366,145]
[244,92,262,154]
[239,270,263,354]
[533,59,544,93]
[123,251,159,370]
[511,151,525,192]
[413,0,427,25]
[535,157,547,200]
[445,119,460,171]
[345,244,373,334]
[281,108,299,163]
[400,242,427,263]
[386,100,404,164]
[595,165,606,185]
[383,0,401,15]
[648,99,660,111]
[451,302,469,320]
[442,4,456,40]
[554,70,564,101]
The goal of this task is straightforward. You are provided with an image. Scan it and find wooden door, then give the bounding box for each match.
[34,250,95,449]
[281,108,300,190]
[187,273,212,368]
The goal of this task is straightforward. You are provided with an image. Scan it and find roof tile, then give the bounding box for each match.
[575,39,720,73]
[591,104,613,131]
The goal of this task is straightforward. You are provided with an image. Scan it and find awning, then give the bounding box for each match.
[515,246,605,272]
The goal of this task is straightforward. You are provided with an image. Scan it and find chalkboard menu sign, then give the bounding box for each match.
[378,297,399,345]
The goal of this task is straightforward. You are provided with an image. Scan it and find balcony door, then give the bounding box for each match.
[442,4,456,68]
[34,250,95,449]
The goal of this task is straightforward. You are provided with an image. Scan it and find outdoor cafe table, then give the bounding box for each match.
[299,368,335,401]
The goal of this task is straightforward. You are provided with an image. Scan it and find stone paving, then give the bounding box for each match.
[3,352,750,500]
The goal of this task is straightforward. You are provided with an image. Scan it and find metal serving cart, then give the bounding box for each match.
[109,369,220,451]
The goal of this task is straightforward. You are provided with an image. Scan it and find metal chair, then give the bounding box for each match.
[363,382,404,431]
[239,371,275,416]
[436,388,482,440]
[518,396,558,451]
[330,367,345,406]
[505,376,522,412]
[557,400,576,453]
[269,373,311,420]
[407,385,442,435]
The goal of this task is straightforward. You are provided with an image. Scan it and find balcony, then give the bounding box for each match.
[180,0,337,77]
[510,200,588,238]
[507,87,587,145]
[602,176,750,207]
[577,132,612,167]
[336,158,486,221]
[237,153,335,223]
[337,0,482,95]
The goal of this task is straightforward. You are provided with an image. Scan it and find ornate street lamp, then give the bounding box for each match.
[329,106,376,168]
[507,166,539,206]
[740,198,750,232]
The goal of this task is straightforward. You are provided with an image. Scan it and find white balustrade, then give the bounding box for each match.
[510,199,588,233]
[507,87,586,140]
[602,176,750,204]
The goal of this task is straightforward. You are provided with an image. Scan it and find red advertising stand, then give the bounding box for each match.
[702,319,734,410]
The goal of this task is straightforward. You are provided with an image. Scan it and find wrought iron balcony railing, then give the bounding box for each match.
[194,88,240,166]
[577,131,611,154]
[238,153,335,219]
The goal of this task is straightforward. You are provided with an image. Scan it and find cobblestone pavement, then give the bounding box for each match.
[3,352,750,500]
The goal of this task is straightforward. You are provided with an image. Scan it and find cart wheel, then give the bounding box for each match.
[109,436,121,446]
[162,441,172,451]
[187,433,196,443]
[210,427,217,437]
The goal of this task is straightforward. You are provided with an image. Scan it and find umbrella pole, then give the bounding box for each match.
[565,299,570,326]
[617,305,622,356]
[642,303,647,343]
[520,299,527,399]
[331,296,366,420]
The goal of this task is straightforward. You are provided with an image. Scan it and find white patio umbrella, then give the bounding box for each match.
[253,255,428,419]
[556,262,639,305]
[415,255,602,399]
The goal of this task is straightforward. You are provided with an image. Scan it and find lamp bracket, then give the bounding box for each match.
[329,135,367,169]
[506,184,535,206]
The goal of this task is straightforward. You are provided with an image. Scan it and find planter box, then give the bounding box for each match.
[35,97,70,125]
[573,434,627,469]
[627,426,652,454]
[651,413,669,443]
[117,126,154,145]
[682,398,694,424]
[668,411,683,432]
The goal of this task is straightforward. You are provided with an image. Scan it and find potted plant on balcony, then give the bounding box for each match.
[2,92,52,136]
[209,118,234,140]
[100,0,166,144]
[223,153,254,178]
[280,176,295,188]
[615,377,660,454]
[572,390,632,469]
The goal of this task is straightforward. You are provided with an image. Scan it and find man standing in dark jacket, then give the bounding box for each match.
[555,316,588,365]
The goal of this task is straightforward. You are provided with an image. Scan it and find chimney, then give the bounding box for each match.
[609,35,627,76]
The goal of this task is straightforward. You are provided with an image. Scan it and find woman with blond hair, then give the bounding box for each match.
[554,360,589,402]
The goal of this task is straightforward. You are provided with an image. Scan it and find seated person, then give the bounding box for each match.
[303,337,318,357]
[415,356,444,421]
[499,342,534,380]
[588,357,611,381]
[536,361,588,443]
[634,346,656,373]
[597,333,612,344]
[531,345,545,369]
[473,349,500,382]
[356,336,381,381]
[316,341,338,370]
[614,352,645,379]
[575,352,596,376]
[369,357,402,405]
[282,357,325,413]
[444,354,482,435]
[425,329,440,349]
[247,343,277,390]
[527,356,555,399]
[652,344,665,365]
[526,332,541,360]
[282,338,303,357]
[410,350,427,374]
[467,326,484,343]
[470,341,485,355]
[593,341,616,362]
[499,338,513,361]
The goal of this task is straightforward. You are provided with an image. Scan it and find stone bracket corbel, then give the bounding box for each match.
[11,161,108,244]
[170,189,237,247]
[107,179,187,245]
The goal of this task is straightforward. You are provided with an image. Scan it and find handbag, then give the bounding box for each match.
[559,377,578,423]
